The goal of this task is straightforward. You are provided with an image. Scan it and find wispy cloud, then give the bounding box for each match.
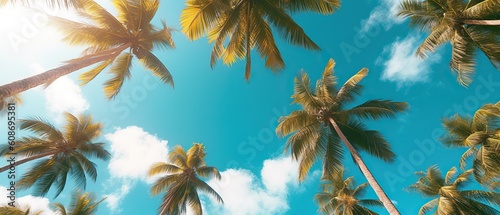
[0,186,55,215]
[30,64,89,122]
[360,0,405,34]
[104,126,169,213]
[379,35,441,87]
[204,156,308,215]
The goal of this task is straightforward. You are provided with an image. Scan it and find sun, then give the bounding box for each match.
[0,3,84,55]
[0,3,82,35]
[0,4,25,34]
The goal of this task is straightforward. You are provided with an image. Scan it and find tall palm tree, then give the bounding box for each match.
[53,191,105,215]
[398,0,500,86]
[0,112,110,197]
[315,167,383,215]
[180,0,339,80]
[408,165,500,215]
[276,58,408,214]
[0,0,175,100]
[148,143,223,215]
[441,101,500,184]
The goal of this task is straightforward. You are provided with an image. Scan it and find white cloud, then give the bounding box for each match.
[106,126,169,181]
[360,0,405,33]
[104,126,169,213]
[30,64,89,122]
[204,156,301,215]
[261,157,299,194]
[0,186,55,215]
[379,35,441,87]
[104,180,134,213]
[44,77,89,120]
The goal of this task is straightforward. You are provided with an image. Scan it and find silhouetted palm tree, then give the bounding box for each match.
[276,58,408,214]
[148,143,223,215]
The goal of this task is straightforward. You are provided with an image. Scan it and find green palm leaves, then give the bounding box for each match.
[148,143,223,215]
[0,0,175,100]
[53,191,105,215]
[0,113,110,197]
[59,0,174,99]
[315,168,383,215]
[276,58,407,214]
[180,0,339,80]
[408,165,500,215]
[398,0,500,86]
[0,191,105,215]
[276,58,407,180]
[441,102,500,184]
[0,207,42,215]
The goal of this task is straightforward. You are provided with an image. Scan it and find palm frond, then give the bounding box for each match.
[180,0,230,40]
[336,68,367,104]
[292,72,322,111]
[148,162,182,176]
[344,100,409,120]
[279,0,340,14]
[138,49,174,87]
[19,118,64,141]
[194,177,224,203]
[169,145,188,169]
[251,10,286,75]
[338,121,396,162]
[416,23,453,58]
[103,52,133,100]
[418,198,439,215]
[259,0,320,50]
[276,110,316,137]
[79,59,114,86]
[196,166,221,180]
[450,29,477,86]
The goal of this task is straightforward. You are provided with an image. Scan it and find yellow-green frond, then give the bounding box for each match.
[103,52,133,100]
[180,0,230,40]
[138,50,174,87]
[79,59,113,86]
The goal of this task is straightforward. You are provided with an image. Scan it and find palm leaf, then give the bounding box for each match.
[336,68,367,103]
[138,49,174,86]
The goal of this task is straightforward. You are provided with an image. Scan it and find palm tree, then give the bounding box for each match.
[408,165,500,215]
[148,143,223,215]
[0,207,42,215]
[276,58,408,214]
[315,167,383,215]
[0,112,110,197]
[53,191,105,215]
[180,0,339,80]
[0,0,175,100]
[398,0,500,86]
[441,101,500,184]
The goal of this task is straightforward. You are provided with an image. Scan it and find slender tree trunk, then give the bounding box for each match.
[463,19,500,25]
[328,118,401,215]
[0,151,56,173]
[0,44,130,100]
[244,2,252,81]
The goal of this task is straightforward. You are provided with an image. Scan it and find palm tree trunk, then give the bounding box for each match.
[0,44,130,100]
[463,19,500,25]
[0,151,57,173]
[328,118,401,215]
[244,2,252,81]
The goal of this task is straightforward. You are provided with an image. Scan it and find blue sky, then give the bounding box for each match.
[1,0,500,214]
